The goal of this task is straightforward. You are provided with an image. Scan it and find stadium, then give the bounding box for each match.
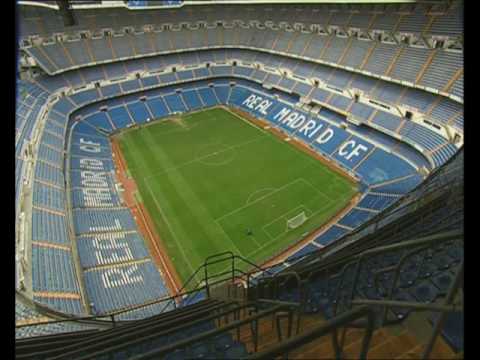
[15,0,463,358]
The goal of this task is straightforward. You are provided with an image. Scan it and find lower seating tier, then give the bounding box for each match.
[18,71,460,320]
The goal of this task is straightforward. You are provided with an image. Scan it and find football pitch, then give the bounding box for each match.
[117,107,357,284]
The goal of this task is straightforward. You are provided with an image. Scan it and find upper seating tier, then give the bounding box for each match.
[16,44,461,320]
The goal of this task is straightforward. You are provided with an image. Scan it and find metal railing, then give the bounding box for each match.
[245,230,463,359]
[17,231,463,359]
[303,231,463,320]
[350,261,464,360]
[287,148,463,270]
[250,271,305,334]
[15,250,277,331]
[45,302,248,360]
[291,185,462,280]
[246,305,376,360]
[16,226,463,349]
[127,303,296,360]
[16,83,463,335]
[16,145,464,357]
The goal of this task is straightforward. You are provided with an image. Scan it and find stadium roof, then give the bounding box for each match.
[18,0,448,11]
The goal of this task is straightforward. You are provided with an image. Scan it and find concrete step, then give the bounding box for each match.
[367,331,418,359]
[295,328,366,359]
[223,296,460,359]
[209,283,246,302]
[395,337,458,359]
[342,328,391,359]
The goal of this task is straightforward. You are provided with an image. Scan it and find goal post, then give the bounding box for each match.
[287,211,308,230]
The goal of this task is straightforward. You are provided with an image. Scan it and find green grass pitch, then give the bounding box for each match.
[117,107,357,284]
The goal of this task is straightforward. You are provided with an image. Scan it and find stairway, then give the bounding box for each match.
[245,313,459,359]
[16,299,252,360]
[16,205,463,359]
[241,229,463,359]
[210,282,247,303]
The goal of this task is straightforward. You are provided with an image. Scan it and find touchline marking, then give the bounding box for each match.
[144,181,198,281]
[144,135,266,181]
[148,119,202,136]
[224,107,269,134]
[143,130,246,269]
[217,225,248,257]
[122,131,153,176]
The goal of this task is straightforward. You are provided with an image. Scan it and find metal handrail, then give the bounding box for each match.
[288,149,463,270]
[247,231,463,359]
[351,300,462,313]
[339,231,462,321]
[128,304,292,360]
[299,231,462,308]
[293,193,459,278]
[245,305,376,360]
[333,230,460,279]
[17,229,462,332]
[15,301,223,351]
[15,285,209,328]
[375,245,434,324]
[44,302,246,360]
[15,252,277,329]
[422,261,464,359]
[252,271,304,335]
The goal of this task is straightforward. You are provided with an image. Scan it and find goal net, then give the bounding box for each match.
[287,211,308,229]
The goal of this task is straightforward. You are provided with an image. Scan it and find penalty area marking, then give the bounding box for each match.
[249,235,262,248]
[261,204,312,241]
[245,187,277,205]
[300,177,335,203]
[246,201,333,260]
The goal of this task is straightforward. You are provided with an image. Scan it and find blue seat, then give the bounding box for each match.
[411,282,439,303]
[447,245,464,262]
[433,255,455,270]
[357,272,375,290]
[304,296,320,314]
[390,291,415,320]
[165,349,187,360]
[399,270,418,289]
[190,342,211,358]
[418,262,437,279]
[224,342,248,359]
[359,283,382,301]
[113,350,128,360]
[433,312,464,353]
[279,289,301,303]
[431,272,454,295]
[213,333,235,351]
[308,278,328,295]
[375,272,395,296]
[318,297,336,318]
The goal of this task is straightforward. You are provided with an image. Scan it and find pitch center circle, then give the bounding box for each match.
[196,143,236,166]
